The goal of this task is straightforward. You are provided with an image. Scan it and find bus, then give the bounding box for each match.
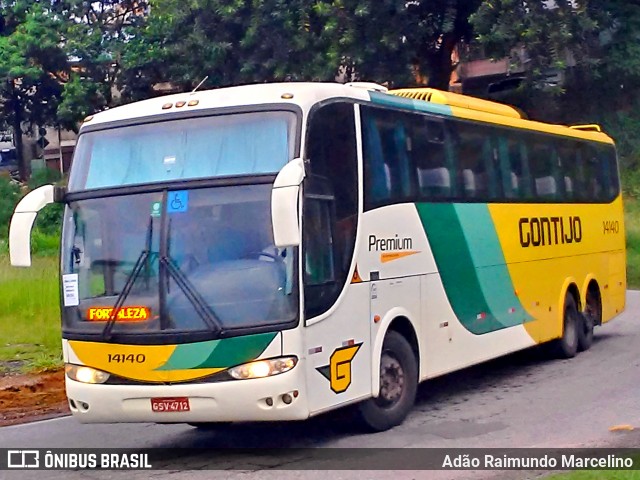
[9,82,625,431]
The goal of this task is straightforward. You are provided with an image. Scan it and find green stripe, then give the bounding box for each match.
[157,332,278,370]
[455,204,530,328]
[157,340,220,370]
[415,203,530,334]
[195,332,278,368]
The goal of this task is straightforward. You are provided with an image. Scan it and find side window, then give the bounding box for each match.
[528,136,558,200]
[413,119,453,199]
[597,144,620,200]
[581,145,606,200]
[453,122,501,200]
[362,106,416,208]
[498,133,533,199]
[557,141,579,201]
[304,102,358,318]
[607,147,620,199]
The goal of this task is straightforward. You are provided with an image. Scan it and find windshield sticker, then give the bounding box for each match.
[62,274,79,307]
[167,191,188,213]
[87,306,151,322]
[151,201,162,217]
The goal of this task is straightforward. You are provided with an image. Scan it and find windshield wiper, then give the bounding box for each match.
[102,217,153,340]
[160,257,223,333]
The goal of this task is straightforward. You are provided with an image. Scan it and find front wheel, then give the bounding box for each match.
[357,331,417,432]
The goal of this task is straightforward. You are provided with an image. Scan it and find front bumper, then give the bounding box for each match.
[65,363,308,424]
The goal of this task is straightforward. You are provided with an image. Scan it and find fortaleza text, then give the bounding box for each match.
[442,454,634,469]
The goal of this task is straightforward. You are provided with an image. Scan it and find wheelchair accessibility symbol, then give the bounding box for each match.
[167,191,189,213]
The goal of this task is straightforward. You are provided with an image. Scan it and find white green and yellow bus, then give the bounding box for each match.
[10,82,625,431]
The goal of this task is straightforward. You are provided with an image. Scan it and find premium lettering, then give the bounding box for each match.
[369,234,413,251]
[519,216,582,247]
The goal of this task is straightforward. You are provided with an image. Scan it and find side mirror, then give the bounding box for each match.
[10,184,65,267]
[271,158,305,247]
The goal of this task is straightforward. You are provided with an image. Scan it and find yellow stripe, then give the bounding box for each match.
[449,106,614,144]
[69,341,224,382]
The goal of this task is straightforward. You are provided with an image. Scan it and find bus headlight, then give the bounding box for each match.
[228,357,297,380]
[65,364,110,384]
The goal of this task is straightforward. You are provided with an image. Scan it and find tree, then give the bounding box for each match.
[314,0,482,88]
[470,0,598,85]
[54,0,148,128]
[121,0,486,95]
[0,2,69,180]
[120,0,336,98]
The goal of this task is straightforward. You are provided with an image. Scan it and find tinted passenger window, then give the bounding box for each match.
[362,106,416,206]
[361,104,619,207]
[452,123,501,200]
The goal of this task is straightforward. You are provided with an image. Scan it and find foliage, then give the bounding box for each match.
[587,1,640,89]
[624,198,640,300]
[0,174,20,238]
[120,0,485,95]
[0,169,63,245]
[57,73,101,132]
[470,0,598,89]
[55,0,148,125]
[0,1,69,180]
[26,168,64,237]
[120,0,331,97]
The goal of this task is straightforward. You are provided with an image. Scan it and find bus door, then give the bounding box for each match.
[301,174,372,414]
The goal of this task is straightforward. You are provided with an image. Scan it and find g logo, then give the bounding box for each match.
[317,343,362,394]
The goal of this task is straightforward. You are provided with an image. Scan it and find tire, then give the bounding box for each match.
[577,311,593,352]
[579,288,601,351]
[553,294,579,359]
[357,330,418,432]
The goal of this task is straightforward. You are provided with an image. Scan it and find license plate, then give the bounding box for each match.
[150,397,190,412]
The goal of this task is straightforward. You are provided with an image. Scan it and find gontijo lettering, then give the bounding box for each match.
[518,216,582,248]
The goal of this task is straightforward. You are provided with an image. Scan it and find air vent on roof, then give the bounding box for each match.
[390,88,524,119]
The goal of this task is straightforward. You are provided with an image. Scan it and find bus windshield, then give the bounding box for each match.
[60,184,299,339]
[68,110,297,191]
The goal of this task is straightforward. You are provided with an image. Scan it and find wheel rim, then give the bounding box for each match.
[376,352,405,408]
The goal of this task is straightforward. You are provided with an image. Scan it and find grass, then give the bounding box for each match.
[0,255,62,372]
[625,197,640,289]
[546,454,640,479]
[548,470,640,480]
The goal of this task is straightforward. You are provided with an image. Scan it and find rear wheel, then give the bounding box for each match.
[553,294,579,359]
[357,330,417,432]
[579,287,601,351]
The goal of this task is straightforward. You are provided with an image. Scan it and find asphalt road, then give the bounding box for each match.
[2,291,640,480]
